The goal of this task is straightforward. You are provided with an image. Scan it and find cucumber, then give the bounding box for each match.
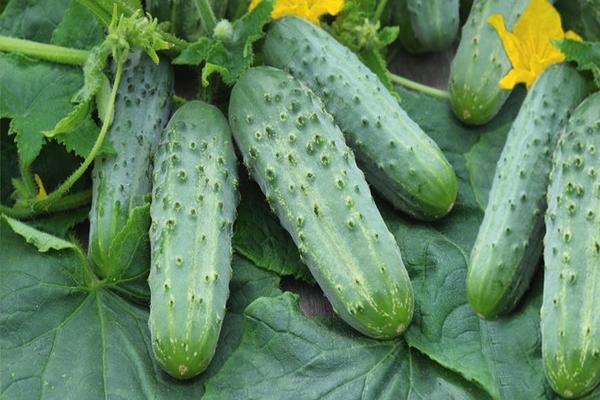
[542,92,600,399]
[148,101,239,379]
[263,16,457,221]
[449,0,529,125]
[88,51,173,281]
[229,66,414,339]
[466,64,587,319]
[393,0,460,53]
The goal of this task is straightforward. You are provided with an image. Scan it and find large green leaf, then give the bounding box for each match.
[0,53,105,165]
[51,0,105,49]
[203,293,489,399]
[0,216,282,399]
[0,0,70,41]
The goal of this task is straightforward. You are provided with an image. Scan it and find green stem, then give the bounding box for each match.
[388,72,450,99]
[33,62,124,212]
[375,0,389,22]
[19,160,37,197]
[195,0,217,34]
[0,189,92,218]
[0,35,89,65]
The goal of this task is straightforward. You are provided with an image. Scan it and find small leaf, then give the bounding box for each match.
[173,36,212,65]
[174,0,274,85]
[556,38,600,88]
[107,202,151,282]
[1,214,77,252]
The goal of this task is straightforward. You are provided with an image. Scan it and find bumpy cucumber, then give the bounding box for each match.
[229,66,414,338]
[393,0,460,53]
[148,101,239,379]
[263,16,457,221]
[542,92,600,399]
[467,64,587,319]
[449,0,529,125]
[88,51,172,281]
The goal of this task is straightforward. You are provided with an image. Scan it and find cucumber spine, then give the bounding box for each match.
[229,66,414,339]
[149,101,239,379]
[263,16,457,221]
[542,92,600,399]
[88,51,173,281]
[467,64,588,319]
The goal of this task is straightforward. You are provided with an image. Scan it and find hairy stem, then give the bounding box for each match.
[0,189,92,219]
[33,62,124,211]
[195,0,217,34]
[388,72,450,99]
[0,35,89,65]
[18,160,37,197]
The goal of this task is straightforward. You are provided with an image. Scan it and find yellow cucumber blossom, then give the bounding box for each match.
[249,0,344,25]
[488,0,581,90]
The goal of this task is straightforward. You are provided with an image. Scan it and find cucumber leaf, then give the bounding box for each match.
[203,293,490,399]
[51,0,105,50]
[0,0,70,41]
[28,207,89,237]
[555,38,600,88]
[233,177,312,283]
[173,0,274,86]
[0,216,282,399]
[0,53,106,165]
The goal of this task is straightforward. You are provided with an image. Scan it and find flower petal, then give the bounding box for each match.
[488,14,527,71]
[499,67,536,90]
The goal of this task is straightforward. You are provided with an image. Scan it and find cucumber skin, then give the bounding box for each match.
[542,92,600,399]
[229,66,414,339]
[263,17,457,221]
[467,64,588,319]
[393,0,460,53]
[449,0,529,125]
[88,51,173,281]
[148,101,239,379]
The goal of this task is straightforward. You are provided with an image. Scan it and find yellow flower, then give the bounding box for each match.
[488,0,581,90]
[249,0,344,25]
[34,174,47,199]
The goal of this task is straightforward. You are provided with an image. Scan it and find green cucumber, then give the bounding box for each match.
[88,51,173,281]
[393,0,460,53]
[263,16,457,221]
[229,66,414,339]
[467,64,587,319]
[148,101,239,379]
[449,0,529,125]
[542,92,600,399]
